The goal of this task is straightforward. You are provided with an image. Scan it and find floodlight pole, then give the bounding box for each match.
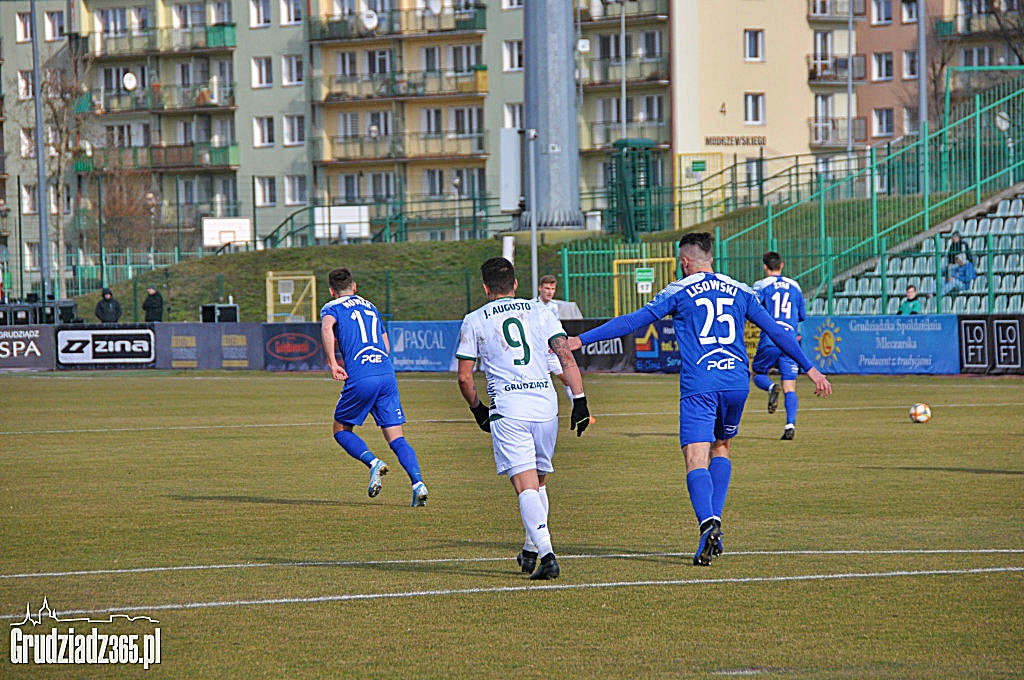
[620,0,627,140]
[528,128,538,295]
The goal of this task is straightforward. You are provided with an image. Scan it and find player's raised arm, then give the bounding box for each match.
[320,315,347,381]
[566,307,660,352]
[550,335,589,436]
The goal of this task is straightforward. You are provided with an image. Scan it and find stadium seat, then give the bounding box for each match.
[997,235,1012,251]
[843,278,857,295]
[857,278,870,295]
[991,218,1005,234]
[1004,218,1018,234]
[1017,274,1024,292]
[1009,219,1024,234]
[969,236,986,252]
[1010,295,1023,312]
[891,276,906,294]
[869,278,882,295]
[887,297,900,314]
[977,218,991,235]
[967,296,983,313]
[1013,235,1024,250]
[1006,254,1020,272]
[849,298,863,315]
[976,277,988,294]
[913,257,931,275]
[995,199,1010,216]
[835,298,849,315]
[963,218,977,235]
[1011,198,1023,216]
[919,277,936,295]
[810,298,826,315]
[993,254,1007,272]
[995,295,1009,313]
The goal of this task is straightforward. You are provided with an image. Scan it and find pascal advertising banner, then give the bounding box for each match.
[799,315,960,375]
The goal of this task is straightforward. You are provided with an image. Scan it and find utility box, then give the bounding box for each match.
[200,304,239,323]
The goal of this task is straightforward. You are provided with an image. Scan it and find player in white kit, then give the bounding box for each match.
[457,257,591,579]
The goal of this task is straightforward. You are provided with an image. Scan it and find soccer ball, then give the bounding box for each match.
[909,403,932,423]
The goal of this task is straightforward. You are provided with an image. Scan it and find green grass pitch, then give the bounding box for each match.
[1,371,1022,678]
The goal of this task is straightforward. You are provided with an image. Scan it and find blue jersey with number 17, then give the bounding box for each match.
[645,272,778,397]
[751,275,806,351]
[320,294,393,382]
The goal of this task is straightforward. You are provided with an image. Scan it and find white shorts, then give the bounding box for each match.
[546,349,563,375]
[490,416,558,478]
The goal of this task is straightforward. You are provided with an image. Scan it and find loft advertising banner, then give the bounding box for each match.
[958,315,1023,375]
[0,326,56,371]
[389,321,461,372]
[799,315,959,375]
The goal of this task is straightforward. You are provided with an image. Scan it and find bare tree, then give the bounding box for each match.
[990,3,1024,65]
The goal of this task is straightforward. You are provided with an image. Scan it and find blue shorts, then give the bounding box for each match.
[752,345,799,381]
[679,390,748,447]
[334,374,406,428]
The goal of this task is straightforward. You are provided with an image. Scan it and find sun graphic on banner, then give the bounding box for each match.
[813,318,842,370]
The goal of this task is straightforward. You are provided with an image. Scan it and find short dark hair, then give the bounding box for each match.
[539,274,557,286]
[481,257,516,294]
[763,251,783,271]
[678,231,713,255]
[328,267,354,292]
[906,284,917,291]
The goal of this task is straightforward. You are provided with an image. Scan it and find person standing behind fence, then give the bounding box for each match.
[95,288,122,324]
[320,267,429,507]
[143,287,164,322]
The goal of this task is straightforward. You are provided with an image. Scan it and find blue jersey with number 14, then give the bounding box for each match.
[645,272,780,397]
[320,295,393,382]
[752,275,806,350]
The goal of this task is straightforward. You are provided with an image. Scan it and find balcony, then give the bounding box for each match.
[309,6,484,41]
[582,121,670,150]
[84,24,236,58]
[935,13,1009,37]
[807,0,866,21]
[580,0,669,22]
[90,82,236,114]
[580,56,669,87]
[316,67,486,102]
[807,54,866,84]
[76,143,239,172]
[808,117,867,147]
[317,132,487,162]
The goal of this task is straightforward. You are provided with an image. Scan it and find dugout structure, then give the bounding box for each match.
[266,271,317,322]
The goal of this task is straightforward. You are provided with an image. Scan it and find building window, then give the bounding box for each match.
[337,52,357,77]
[423,108,443,135]
[21,128,37,158]
[424,169,445,197]
[22,185,39,215]
[284,175,307,205]
[105,124,132,147]
[45,11,65,40]
[962,46,994,67]
[903,107,920,135]
[214,1,233,23]
[252,57,273,87]
[250,0,271,27]
[901,0,918,22]
[370,172,396,200]
[367,111,393,136]
[339,174,360,201]
[872,0,892,23]
[451,44,482,73]
[873,52,894,80]
[873,108,894,136]
[503,40,524,72]
[599,96,633,124]
[255,177,277,206]
[504,102,523,130]
[598,34,633,62]
[281,0,302,24]
[903,50,918,78]
[366,49,391,74]
[174,3,205,28]
[100,8,129,35]
[283,115,305,145]
[254,116,275,146]
[16,13,33,42]
[744,29,764,62]
[451,107,483,135]
[640,95,664,123]
[502,0,523,7]
[641,31,662,58]
[282,55,303,85]
[18,71,35,100]
[744,93,765,125]
[337,112,359,138]
[422,46,440,72]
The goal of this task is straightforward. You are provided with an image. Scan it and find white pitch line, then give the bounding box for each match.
[3,548,1022,581]
[1,566,1020,621]
[3,402,1024,437]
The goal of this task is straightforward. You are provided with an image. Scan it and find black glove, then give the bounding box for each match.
[570,396,590,437]
[470,401,491,433]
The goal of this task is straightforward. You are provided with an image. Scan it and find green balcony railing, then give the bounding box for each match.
[582,121,670,151]
[580,56,670,86]
[76,143,239,171]
[151,81,236,110]
[308,6,483,40]
[83,24,236,56]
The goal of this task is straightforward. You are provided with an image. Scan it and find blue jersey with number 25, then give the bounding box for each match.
[320,295,393,382]
[645,272,778,397]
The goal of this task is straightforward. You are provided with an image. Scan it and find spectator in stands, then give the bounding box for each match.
[945,230,972,279]
[142,286,164,322]
[942,253,977,296]
[95,288,122,323]
[898,285,922,314]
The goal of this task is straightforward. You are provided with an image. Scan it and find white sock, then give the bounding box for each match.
[518,489,552,557]
[523,485,550,552]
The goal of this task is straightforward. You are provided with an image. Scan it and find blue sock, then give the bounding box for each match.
[685,468,715,525]
[753,374,773,392]
[389,437,423,485]
[333,430,376,467]
[708,457,732,519]
[784,391,798,425]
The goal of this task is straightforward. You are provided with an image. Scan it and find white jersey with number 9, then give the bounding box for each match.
[456,297,567,422]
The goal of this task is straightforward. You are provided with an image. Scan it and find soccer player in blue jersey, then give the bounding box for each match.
[566,233,831,566]
[751,252,807,440]
[320,267,428,506]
